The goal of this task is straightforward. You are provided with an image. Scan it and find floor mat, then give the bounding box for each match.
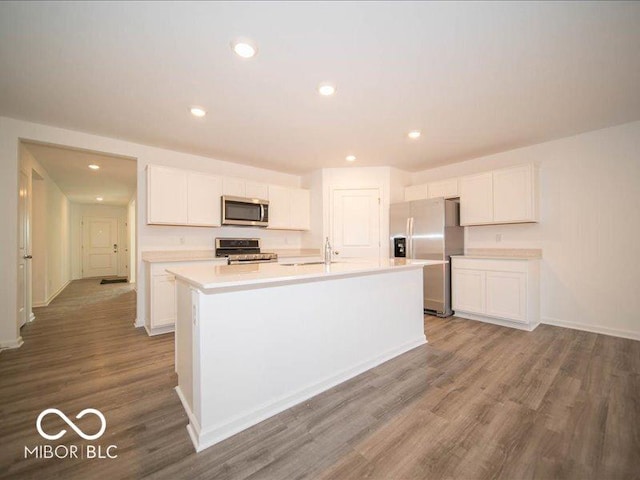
[100,278,128,284]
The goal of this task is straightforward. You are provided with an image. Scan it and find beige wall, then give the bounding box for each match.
[411,121,640,340]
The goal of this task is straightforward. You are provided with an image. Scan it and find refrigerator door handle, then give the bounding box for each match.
[409,217,415,259]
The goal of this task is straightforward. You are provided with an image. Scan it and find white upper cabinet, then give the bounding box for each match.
[289,188,311,230]
[267,185,310,231]
[428,178,459,199]
[147,165,222,227]
[147,165,188,225]
[460,172,494,225]
[187,172,222,226]
[404,184,428,202]
[222,178,245,197]
[493,164,537,223]
[245,182,269,200]
[223,178,269,200]
[459,164,538,226]
[267,185,291,230]
[147,164,309,230]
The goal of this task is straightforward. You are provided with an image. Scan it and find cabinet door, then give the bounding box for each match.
[452,269,485,314]
[289,188,311,230]
[428,178,459,199]
[222,178,245,197]
[459,172,493,225]
[404,184,428,202]
[493,165,535,223]
[147,165,188,225]
[187,172,222,226]
[267,185,291,229]
[151,275,177,327]
[245,182,269,200]
[486,271,527,323]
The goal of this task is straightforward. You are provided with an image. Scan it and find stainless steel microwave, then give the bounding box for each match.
[221,196,269,227]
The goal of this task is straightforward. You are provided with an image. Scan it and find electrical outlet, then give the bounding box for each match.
[495,233,502,243]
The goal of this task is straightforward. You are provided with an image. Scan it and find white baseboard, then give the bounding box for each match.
[133,318,144,328]
[188,336,427,452]
[37,280,71,307]
[455,311,538,332]
[144,324,175,336]
[0,336,24,351]
[541,316,640,341]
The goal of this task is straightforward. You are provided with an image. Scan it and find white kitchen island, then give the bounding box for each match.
[167,258,443,452]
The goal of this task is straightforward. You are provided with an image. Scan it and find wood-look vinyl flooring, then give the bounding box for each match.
[1,279,639,480]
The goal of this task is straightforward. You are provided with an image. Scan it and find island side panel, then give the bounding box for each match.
[175,281,202,443]
[192,267,425,451]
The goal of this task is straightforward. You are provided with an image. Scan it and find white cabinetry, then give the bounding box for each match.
[459,172,494,225]
[187,172,222,226]
[428,178,459,199]
[492,165,535,223]
[147,165,188,225]
[452,257,539,330]
[147,165,222,226]
[404,178,459,202]
[267,186,310,230]
[222,178,269,199]
[145,259,227,335]
[404,184,428,202]
[459,164,538,226]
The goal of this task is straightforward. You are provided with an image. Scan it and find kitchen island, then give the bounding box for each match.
[167,258,444,452]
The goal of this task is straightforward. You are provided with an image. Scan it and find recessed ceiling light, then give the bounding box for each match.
[318,83,336,96]
[96,196,103,202]
[231,39,257,59]
[88,164,100,170]
[190,107,207,118]
[408,130,421,139]
[345,155,356,162]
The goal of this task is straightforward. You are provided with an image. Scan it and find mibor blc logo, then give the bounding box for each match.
[24,408,117,460]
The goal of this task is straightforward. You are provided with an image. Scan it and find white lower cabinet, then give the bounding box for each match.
[145,259,227,335]
[452,257,539,330]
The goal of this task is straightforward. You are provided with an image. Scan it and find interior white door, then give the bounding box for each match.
[331,188,380,259]
[18,170,29,328]
[82,217,119,278]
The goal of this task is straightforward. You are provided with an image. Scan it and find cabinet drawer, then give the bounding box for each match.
[452,257,529,273]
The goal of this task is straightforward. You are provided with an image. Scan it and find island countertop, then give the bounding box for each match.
[167,258,445,292]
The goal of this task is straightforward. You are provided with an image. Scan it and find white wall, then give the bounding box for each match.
[411,121,640,340]
[20,144,72,309]
[69,203,129,279]
[128,196,137,284]
[0,116,309,344]
[31,174,46,306]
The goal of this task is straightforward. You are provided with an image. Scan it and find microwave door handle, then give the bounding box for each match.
[260,204,265,222]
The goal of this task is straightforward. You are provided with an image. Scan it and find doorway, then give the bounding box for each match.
[330,188,381,259]
[18,140,137,333]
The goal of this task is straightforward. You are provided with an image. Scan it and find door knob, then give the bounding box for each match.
[333,251,340,255]
[23,255,33,259]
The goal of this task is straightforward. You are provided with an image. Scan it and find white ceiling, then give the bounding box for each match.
[25,142,136,206]
[2,2,639,174]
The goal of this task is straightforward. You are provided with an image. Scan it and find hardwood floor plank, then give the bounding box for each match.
[1,282,638,479]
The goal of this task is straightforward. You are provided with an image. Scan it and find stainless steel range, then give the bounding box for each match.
[215,238,278,265]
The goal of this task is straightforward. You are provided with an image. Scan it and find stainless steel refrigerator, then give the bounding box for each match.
[389,197,464,316]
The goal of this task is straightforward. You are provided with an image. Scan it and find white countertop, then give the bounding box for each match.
[142,248,321,263]
[167,258,445,292]
[452,255,540,261]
